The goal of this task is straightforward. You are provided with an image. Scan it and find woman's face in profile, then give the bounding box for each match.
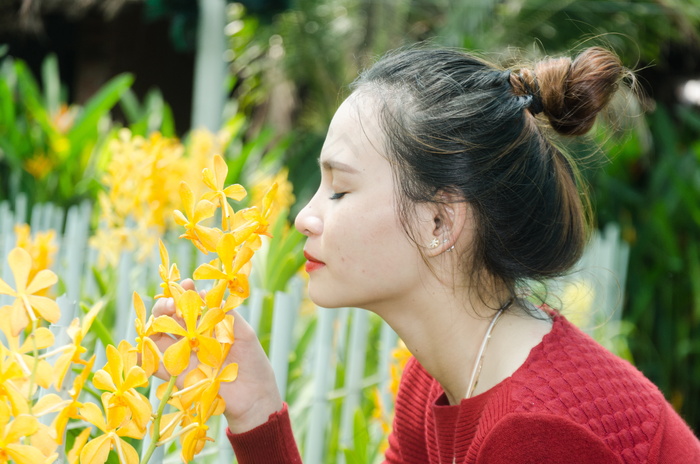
[295,93,432,313]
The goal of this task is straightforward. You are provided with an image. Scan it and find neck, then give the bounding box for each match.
[369,278,511,405]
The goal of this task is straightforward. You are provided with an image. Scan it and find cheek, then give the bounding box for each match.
[330,205,412,272]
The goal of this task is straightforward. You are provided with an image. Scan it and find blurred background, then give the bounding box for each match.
[1,0,699,451]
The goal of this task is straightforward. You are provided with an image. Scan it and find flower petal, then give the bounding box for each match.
[19,327,55,352]
[79,402,107,433]
[26,295,60,324]
[213,154,228,187]
[104,345,124,387]
[122,391,151,432]
[10,301,30,336]
[0,277,15,295]
[151,315,187,337]
[163,338,191,376]
[6,414,39,442]
[224,184,246,201]
[25,269,58,295]
[123,366,148,390]
[8,247,32,292]
[179,181,195,217]
[178,290,203,334]
[194,227,222,254]
[92,369,117,392]
[196,336,223,368]
[67,427,92,464]
[140,338,161,377]
[115,437,140,464]
[6,443,49,464]
[218,363,239,383]
[79,434,112,464]
[205,280,227,310]
[197,307,225,334]
[192,263,226,281]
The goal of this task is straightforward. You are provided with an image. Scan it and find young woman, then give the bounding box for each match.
[154,46,700,463]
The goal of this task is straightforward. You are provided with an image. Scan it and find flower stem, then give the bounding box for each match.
[141,375,177,464]
[27,319,40,414]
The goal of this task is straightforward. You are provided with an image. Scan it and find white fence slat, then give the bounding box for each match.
[60,202,92,306]
[339,307,370,454]
[269,290,300,400]
[378,321,399,413]
[304,306,336,463]
[13,193,27,224]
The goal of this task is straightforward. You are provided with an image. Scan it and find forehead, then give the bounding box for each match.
[319,93,387,167]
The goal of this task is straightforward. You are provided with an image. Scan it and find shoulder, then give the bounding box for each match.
[476,413,622,464]
[502,315,695,462]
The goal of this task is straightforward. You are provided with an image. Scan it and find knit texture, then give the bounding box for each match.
[385,315,700,463]
[227,315,700,463]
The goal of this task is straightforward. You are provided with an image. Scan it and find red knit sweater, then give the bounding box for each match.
[228,315,700,463]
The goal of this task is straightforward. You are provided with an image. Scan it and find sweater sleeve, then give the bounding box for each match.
[649,402,700,464]
[476,413,623,464]
[226,403,302,463]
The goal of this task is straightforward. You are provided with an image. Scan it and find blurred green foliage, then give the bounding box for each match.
[0,52,132,208]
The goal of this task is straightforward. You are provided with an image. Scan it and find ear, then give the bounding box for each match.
[424,191,470,257]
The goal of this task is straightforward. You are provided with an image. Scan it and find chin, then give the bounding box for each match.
[308,285,357,309]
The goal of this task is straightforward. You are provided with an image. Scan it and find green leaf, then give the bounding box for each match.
[41,54,61,116]
[119,88,142,124]
[68,73,134,146]
[81,301,115,348]
[352,408,369,464]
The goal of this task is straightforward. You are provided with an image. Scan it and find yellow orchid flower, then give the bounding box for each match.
[180,420,214,463]
[0,247,60,335]
[78,400,142,464]
[0,402,47,464]
[183,362,238,420]
[92,342,151,433]
[154,240,182,300]
[251,182,278,238]
[193,236,254,300]
[201,154,247,230]
[14,225,57,288]
[132,293,161,377]
[51,356,95,444]
[151,290,225,376]
[0,347,31,416]
[52,302,102,390]
[173,182,222,254]
[226,208,264,250]
[250,169,295,226]
[0,313,54,389]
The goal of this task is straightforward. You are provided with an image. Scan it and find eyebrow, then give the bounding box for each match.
[319,159,359,174]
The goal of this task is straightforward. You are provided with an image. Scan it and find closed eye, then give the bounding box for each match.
[329,192,347,200]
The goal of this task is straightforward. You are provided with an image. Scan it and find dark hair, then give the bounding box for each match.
[352,47,628,300]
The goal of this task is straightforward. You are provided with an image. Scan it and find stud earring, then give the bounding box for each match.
[429,238,440,249]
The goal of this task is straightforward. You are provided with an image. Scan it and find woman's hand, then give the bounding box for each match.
[150,279,284,434]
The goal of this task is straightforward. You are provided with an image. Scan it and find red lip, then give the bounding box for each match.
[304,251,325,273]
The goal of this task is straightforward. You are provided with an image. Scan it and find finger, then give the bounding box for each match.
[153,297,176,317]
[181,278,196,291]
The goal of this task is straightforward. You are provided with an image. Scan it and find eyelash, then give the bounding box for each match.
[329,192,347,200]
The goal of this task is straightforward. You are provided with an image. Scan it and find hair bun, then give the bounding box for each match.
[532,47,626,136]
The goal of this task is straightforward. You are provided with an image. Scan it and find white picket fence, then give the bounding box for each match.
[0,197,629,463]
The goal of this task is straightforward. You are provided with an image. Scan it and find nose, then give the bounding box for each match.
[295,198,323,237]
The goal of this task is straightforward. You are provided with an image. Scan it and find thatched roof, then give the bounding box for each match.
[0,0,142,35]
